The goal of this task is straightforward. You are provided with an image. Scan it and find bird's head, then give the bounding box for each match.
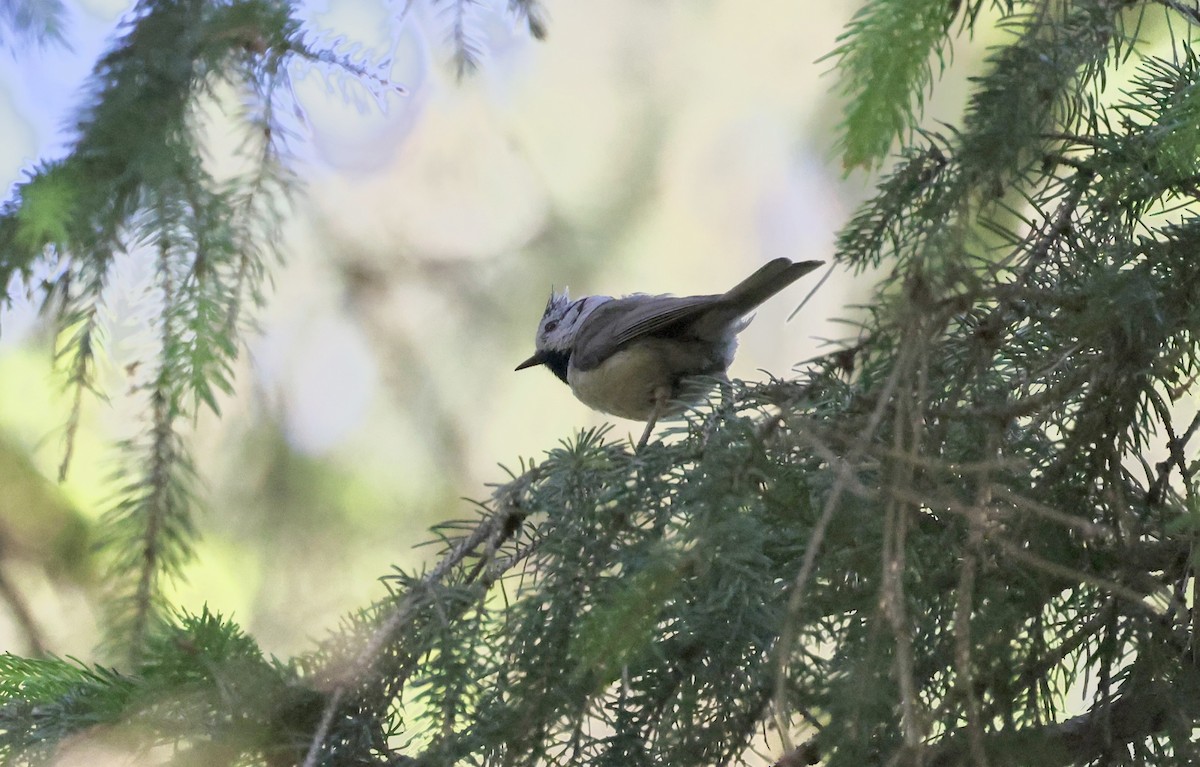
[515,290,607,380]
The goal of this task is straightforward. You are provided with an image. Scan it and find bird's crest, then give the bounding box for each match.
[543,288,572,318]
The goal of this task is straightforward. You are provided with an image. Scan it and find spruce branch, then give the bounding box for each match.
[953,465,991,767]
[508,0,547,40]
[0,0,364,662]
[52,259,108,481]
[828,0,960,169]
[927,650,1200,767]
[96,219,200,662]
[771,341,907,750]
[0,608,317,766]
[958,0,1124,186]
[301,463,542,767]
[1148,408,1200,504]
[0,0,67,49]
[3,3,1200,767]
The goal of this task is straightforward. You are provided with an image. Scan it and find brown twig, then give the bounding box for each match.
[954,436,994,767]
[929,657,1200,767]
[1147,408,1200,505]
[991,539,1166,617]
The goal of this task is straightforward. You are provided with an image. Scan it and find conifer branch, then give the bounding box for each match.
[928,653,1200,767]
[771,349,906,747]
[508,0,546,40]
[302,465,541,766]
[3,3,1200,766]
[0,0,67,49]
[129,237,180,657]
[829,0,960,168]
[54,276,104,482]
[446,0,482,78]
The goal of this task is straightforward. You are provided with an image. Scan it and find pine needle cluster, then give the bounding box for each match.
[0,0,393,661]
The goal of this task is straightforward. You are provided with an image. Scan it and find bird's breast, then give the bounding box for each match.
[566,338,730,421]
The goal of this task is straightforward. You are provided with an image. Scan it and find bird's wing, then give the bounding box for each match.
[568,259,824,372]
[570,294,723,371]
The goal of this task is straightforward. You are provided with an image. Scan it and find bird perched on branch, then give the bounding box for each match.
[516,258,824,448]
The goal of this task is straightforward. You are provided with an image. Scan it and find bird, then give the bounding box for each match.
[515,257,824,448]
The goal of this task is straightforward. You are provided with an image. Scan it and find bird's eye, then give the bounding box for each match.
[545,320,559,332]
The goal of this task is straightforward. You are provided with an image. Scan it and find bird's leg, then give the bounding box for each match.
[636,408,659,451]
[637,386,670,451]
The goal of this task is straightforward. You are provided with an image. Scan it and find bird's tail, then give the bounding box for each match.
[721,258,823,312]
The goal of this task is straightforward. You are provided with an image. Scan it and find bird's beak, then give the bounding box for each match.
[515,351,545,371]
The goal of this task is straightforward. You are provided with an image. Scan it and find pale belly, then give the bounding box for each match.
[566,341,725,421]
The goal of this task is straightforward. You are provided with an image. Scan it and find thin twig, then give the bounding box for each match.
[955,436,993,767]
[787,261,836,322]
[1152,0,1200,26]
[1148,408,1200,504]
[991,486,1115,540]
[992,539,1165,617]
[1015,603,1112,693]
[883,325,928,750]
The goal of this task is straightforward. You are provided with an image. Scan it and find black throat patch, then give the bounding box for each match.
[540,349,571,384]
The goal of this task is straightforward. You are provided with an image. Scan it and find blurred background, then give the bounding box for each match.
[0,0,987,660]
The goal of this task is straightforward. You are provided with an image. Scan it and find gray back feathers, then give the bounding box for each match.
[570,258,822,371]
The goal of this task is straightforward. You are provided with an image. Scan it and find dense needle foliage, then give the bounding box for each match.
[1,1,1199,766]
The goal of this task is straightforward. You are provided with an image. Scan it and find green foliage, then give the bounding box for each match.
[290,421,821,766]
[0,654,135,761]
[34,0,302,660]
[0,0,392,662]
[0,608,319,766]
[829,0,960,169]
[958,1,1119,187]
[11,163,76,252]
[569,549,680,688]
